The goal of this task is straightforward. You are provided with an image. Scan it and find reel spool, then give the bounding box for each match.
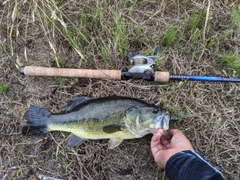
[127,48,160,79]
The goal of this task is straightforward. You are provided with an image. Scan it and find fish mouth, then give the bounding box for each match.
[154,111,170,130]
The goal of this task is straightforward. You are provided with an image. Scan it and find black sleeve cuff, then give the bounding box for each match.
[165,150,224,180]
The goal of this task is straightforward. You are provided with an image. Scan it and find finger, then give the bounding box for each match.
[168,129,182,136]
[151,129,164,155]
[167,129,194,150]
[160,136,171,149]
[151,129,164,145]
[168,129,187,142]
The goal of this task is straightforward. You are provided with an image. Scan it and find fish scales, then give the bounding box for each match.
[47,98,143,139]
[48,111,134,139]
[22,96,170,149]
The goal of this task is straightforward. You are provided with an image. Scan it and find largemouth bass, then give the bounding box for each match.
[22,96,169,149]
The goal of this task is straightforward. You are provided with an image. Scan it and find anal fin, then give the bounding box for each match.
[108,138,123,149]
[67,134,86,147]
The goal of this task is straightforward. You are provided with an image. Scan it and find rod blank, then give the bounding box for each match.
[170,74,240,83]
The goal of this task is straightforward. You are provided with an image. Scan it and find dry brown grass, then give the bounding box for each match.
[0,0,240,179]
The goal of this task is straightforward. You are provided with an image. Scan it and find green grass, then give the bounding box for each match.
[206,29,232,48]
[187,12,205,31]
[112,10,129,56]
[41,11,52,27]
[0,46,7,58]
[162,26,178,46]
[220,52,240,74]
[230,5,240,28]
[202,121,218,129]
[186,11,209,47]
[45,2,130,63]
[189,30,201,45]
[136,25,144,39]
[207,5,240,49]
[58,154,68,170]
[0,83,7,93]
[51,51,62,68]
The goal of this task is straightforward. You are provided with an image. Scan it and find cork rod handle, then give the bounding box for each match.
[20,66,122,80]
[154,71,170,82]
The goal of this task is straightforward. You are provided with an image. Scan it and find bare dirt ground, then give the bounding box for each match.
[0,1,240,180]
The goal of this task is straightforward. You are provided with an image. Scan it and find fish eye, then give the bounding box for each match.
[152,109,158,113]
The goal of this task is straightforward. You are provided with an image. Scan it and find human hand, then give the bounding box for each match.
[151,129,194,169]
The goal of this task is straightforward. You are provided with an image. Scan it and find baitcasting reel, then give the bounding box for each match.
[127,47,160,79]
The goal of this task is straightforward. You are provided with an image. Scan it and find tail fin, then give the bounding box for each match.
[22,106,51,136]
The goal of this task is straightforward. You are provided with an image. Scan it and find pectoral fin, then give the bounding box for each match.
[67,134,86,147]
[108,138,123,149]
[103,123,125,134]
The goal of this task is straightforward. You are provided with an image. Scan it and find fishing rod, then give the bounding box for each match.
[19,48,240,83]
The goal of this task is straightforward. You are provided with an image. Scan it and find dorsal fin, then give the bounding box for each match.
[65,96,94,112]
